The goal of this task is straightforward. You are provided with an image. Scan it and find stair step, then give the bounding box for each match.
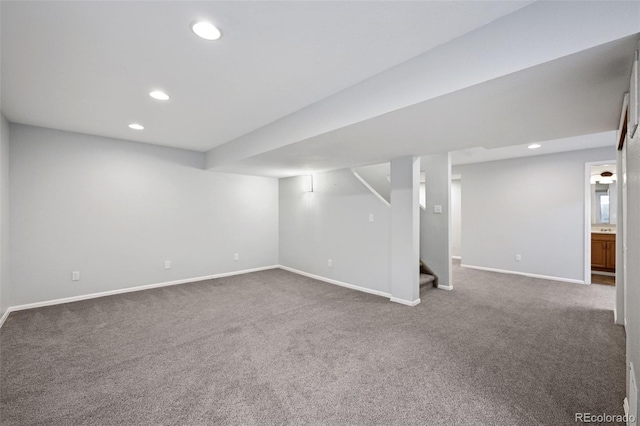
[420,274,435,286]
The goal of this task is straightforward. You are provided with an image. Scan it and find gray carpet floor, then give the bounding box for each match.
[0,262,625,425]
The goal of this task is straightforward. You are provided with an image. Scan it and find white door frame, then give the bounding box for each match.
[584,159,616,285]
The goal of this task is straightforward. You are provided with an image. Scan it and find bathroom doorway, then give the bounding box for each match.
[586,161,617,286]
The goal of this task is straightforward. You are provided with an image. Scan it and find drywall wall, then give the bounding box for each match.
[0,115,9,317]
[625,74,640,421]
[454,146,616,282]
[451,179,461,258]
[279,169,391,295]
[420,153,451,289]
[9,124,279,307]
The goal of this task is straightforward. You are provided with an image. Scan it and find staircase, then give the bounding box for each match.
[420,273,435,286]
[420,260,437,288]
[349,167,441,290]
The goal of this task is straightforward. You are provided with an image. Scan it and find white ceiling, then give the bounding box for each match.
[450,131,616,166]
[1,0,531,152]
[342,132,616,178]
[212,36,637,177]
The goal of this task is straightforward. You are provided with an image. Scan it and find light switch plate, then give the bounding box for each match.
[433,205,442,214]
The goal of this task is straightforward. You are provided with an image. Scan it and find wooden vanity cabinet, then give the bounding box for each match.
[591,233,616,272]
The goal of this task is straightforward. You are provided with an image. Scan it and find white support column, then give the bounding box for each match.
[623,43,639,423]
[390,156,420,306]
[421,153,452,290]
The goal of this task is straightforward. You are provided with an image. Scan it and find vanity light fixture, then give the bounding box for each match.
[149,90,170,101]
[528,143,541,149]
[593,171,617,185]
[191,21,222,41]
[598,171,616,184]
[128,123,144,130]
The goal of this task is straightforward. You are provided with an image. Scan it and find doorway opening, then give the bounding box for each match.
[585,160,617,286]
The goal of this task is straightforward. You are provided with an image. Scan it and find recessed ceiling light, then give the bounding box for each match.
[149,90,170,101]
[191,21,222,41]
[128,123,144,130]
[528,143,541,149]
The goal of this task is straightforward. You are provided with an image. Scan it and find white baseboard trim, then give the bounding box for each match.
[390,297,421,306]
[452,256,461,260]
[278,265,392,299]
[0,308,10,329]
[438,285,454,291]
[461,264,586,285]
[1,265,280,324]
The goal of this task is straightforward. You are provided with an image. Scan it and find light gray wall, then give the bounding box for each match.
[625,95,640,420]
[9,124,279,306]
[420,153,451,288]
[0,115,9,316]
[451,179,461,258]
[454,146,616,282]
[279,170,391,294]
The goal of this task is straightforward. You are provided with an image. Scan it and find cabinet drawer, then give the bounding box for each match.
[592,233,616,242]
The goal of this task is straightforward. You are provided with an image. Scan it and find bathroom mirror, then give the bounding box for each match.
[590,165,617,225]
[593,184,612,224]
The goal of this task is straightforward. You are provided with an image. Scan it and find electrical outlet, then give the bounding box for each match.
[515,254,522,262]
[164,260,171,270]
[369,213,374,222]
[328,259,332,268]
[234,253,239,261]
[72,271,80,281]
[433,205,442,214]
